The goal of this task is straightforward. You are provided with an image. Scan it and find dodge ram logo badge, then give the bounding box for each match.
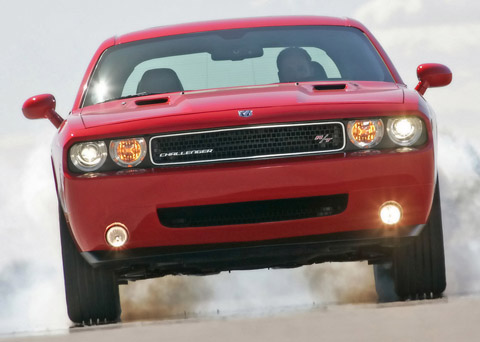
[238,110,253,118]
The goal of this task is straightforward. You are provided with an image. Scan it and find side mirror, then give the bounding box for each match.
[415,63,452,95]
[22,94,64,128]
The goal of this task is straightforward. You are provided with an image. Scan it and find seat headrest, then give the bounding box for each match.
[137,68,184,94]
[310,62,327,81]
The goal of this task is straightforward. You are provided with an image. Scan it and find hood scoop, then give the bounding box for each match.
[313,84,347,91]
[135,96,169,106]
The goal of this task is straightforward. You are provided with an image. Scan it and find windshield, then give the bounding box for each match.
[82,26,393,107]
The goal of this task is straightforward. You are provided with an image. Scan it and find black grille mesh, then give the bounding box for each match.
[158,194,348,228]
[150,122,344,165]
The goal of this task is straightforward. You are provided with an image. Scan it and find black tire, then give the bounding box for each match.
[374,181,446,302]
[59,206,121,325]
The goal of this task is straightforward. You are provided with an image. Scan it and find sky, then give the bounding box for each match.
[1,0,480,335]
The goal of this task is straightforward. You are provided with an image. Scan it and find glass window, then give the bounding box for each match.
[83,26,393,107]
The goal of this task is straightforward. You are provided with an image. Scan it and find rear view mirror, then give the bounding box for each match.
[211,44,264,61]
[415,63,452,95]
[22,94,64,128]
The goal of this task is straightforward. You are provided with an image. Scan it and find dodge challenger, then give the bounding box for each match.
[22,16,452,325]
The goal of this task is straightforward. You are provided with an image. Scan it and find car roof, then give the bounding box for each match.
[115,16,361,45]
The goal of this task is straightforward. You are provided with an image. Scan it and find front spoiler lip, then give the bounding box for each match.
[82,225,424,277]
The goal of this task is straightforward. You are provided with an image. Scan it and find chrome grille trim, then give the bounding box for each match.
[149,121,346,166]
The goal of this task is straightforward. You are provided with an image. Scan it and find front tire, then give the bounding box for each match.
[59,206,121,325]
[374,181,446,302]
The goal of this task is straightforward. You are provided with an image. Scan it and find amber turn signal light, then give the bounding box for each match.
[347,119,384,149]
[109,138,147,167]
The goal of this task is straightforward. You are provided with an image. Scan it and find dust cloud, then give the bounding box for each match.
[304,262,377,305]
[0,137,68,334]
[438,133,480,296]
[120,276,213,321]
[119,262,377,323]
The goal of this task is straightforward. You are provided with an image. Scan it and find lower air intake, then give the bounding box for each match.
[158,194,348,228]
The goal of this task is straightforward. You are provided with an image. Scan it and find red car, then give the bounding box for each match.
[23,16,452,325]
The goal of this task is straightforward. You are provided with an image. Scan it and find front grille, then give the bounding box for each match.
[158,194,348,228]
[150,122,345,166]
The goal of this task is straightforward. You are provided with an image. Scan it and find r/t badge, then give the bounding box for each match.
[315,134,333,143]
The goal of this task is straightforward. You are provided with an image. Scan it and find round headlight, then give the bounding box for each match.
[347,119,384,149]
[70,141,107,172]
[387,117,423,146]
[109,138,147,167]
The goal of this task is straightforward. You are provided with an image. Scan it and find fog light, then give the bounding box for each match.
[105,223,129,247]
[380,201,402,225]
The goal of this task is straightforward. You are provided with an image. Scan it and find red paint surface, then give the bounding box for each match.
[22,94,64,128]
[56,84,437,252]
[415,63,452,95]
[65,147,435,252]
[37,17,447,253]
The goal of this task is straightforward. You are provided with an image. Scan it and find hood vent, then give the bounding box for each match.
[135,97,169,106]
[313,84,347,91]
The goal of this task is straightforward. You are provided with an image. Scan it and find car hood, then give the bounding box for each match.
[80,81,405,129]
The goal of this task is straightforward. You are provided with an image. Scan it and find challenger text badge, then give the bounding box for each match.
[159,149,214,157]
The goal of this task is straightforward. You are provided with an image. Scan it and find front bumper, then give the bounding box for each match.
[83,225,424,280]
[63,144,435,253]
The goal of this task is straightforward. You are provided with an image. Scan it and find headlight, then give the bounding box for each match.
[347,119,384,149]
[387,117,423,146]
[70,141,107,172]
[109,137,147,167]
